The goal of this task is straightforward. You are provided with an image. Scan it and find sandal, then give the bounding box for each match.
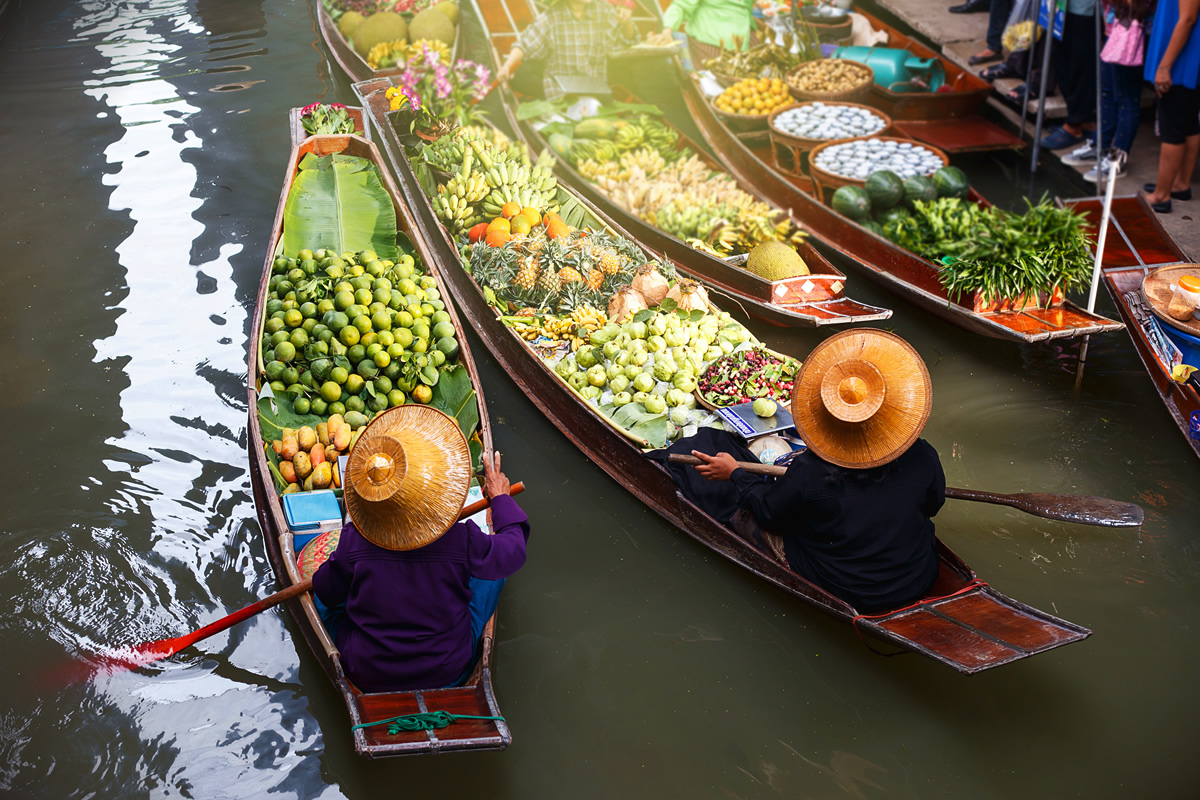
[1000,83,1041,107]
[968,50,1001,66]
[980,63,1015,82]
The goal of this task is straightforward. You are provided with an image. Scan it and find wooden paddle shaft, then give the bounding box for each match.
[665,454,1142,527]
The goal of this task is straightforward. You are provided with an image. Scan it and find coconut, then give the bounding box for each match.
[607,284,648,322]
[631,262,669,306]
[665,278,709,312]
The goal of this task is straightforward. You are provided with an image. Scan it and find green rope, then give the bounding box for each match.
[351,710,505,736]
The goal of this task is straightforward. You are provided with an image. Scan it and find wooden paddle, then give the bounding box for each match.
[667,454,1143,528]
[102,482,526,673]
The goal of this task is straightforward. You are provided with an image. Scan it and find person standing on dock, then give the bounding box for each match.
[495,0,639,100]
[659,0,758,67]
[1142,0,1200,212]
[684,329,944,613]
[1040,0,1102,153]
[311,407,530,693]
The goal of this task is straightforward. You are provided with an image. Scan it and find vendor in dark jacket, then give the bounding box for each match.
[690,329,943,613]
[310,405,528,693]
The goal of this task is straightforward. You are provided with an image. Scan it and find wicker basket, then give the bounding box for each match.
[785,59,874,102]
[767,101,894,176]
[807,136,950,202]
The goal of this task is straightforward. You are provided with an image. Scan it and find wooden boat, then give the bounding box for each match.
[488,86,893,328]
[315,2,460,85]
[638,0,1021,153]
[355,76,1092,674]
[246,123,510,757]
[288,104,370,144]
[1064,194,1200,460]
[677,61,1125,343]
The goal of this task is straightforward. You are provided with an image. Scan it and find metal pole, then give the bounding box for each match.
[1094,2,1105,195]
[1019,0,1040,141]
[1030,0,1057,174]
[1086,158,1121,313]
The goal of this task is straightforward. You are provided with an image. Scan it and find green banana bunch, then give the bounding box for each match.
[614,124,644,153]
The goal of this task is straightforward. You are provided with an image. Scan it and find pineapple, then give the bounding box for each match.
[558,266,583,286]
[536,262,559,294]
[585,268,604,293]
[593,245,621,276]
[513,257,539,292]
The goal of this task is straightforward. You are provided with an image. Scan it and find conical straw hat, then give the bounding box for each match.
[342,405,473,551]
[790,329,931,469]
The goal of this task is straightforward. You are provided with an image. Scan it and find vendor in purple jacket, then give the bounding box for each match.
[311,405,529,693]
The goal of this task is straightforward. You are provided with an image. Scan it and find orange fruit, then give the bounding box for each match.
[467,222,489,243]
[500,201,522,219]
[520,207,541,225]
[486,217,510,235]
[485,228,510,248]
[510,215,531,235]
[546,218,569,239]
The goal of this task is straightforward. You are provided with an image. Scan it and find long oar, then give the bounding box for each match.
[666,455,1143,528]
[89,482,526,676]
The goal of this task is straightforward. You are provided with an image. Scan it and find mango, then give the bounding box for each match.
[293,451,313,481]
[311,461,333,490]
[297,426,318,452]
[280,433,300,461]
[328,414,346,439]
[317,422,331,448]
[303,473,314,492]
[281,483,300,495]
[271,440,282,455]
[348,428,363,452]
[310,443,326,466]
[333,424,351,451]
[331,460,341,489]
[280,461,297,484]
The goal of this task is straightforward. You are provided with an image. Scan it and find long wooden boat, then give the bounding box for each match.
[246,123,510,756]
[315,1,460,85]
[677,61,1124,343]
[637,0,1021,153]
[356,76,1092,674]
[1064,194,1200,460]
[492,93,892,328]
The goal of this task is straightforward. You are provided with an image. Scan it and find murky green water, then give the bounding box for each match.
[1,1,1197,797]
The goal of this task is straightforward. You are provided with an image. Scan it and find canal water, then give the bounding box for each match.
[1,1,1197,797]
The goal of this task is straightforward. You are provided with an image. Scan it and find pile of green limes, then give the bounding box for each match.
[259,247,460,417]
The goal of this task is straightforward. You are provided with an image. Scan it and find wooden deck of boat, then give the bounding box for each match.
[247,127,509,757]
[1064,194,1200,460]
[356,76,1091,674]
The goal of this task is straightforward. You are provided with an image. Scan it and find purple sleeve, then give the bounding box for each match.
[467,494,531,580]
[311,524,355,607]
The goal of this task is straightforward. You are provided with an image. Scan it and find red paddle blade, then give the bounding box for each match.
[37,639,190,688]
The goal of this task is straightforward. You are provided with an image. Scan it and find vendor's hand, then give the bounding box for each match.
[481,451,511,500]
[497,63,513,84]
[691,450,738,482]
[617,7,633,24]
[1155,65,1172,96]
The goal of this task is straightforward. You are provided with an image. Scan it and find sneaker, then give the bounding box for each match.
[1061,139,1099,165]
[1040,126,1087,151]
[1083,149,1128,182]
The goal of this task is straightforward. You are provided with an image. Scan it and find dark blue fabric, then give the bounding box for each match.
[1099,61,1146,152]
[1052,12,1099,125]
[987,0,1015,54]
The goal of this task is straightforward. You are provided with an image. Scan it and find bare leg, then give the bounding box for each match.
[1147,142,1187,204]
[1172,133,1200,193]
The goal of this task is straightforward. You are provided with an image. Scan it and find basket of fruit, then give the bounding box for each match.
[711,76,794,131]
[807,136,949,202]
[785,58,874,102]
[695,346,800,410]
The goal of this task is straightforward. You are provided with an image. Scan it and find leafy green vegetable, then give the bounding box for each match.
[428,364,480,440]
[282,153,398,261]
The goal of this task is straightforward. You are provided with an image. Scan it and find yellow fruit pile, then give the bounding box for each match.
[272,415,366,495]
[714,77,792,116]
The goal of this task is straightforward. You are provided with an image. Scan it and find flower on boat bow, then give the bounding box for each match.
[300,102,357,136]
[386,54,490,127]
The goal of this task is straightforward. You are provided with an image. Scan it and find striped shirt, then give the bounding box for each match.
[518,1,638,99]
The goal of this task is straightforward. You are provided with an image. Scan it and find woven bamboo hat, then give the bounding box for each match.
[790,328,932,469]
[342,405,473,551]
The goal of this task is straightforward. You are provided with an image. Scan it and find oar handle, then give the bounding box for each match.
[668,453,786,475]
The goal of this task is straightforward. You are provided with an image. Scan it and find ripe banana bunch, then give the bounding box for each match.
[441,172,489,204]
[483,161,531,190]
[435,191,479,235]
[569,305,606,338]
[618,148,666,176]
[593,141,620,163]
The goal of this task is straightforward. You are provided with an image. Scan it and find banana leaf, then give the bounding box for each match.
[257,385,326,443]
[282,153,398,261]
[428,364,480,441]
[602,401,668,449]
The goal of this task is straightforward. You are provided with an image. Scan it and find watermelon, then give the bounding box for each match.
[862,221,885,237]
[931,166,970,199]
[548,133,573,161]
[831,185,872,221]
[864,170,905,210]
[903,175,938,207]
[874,205,912,227]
